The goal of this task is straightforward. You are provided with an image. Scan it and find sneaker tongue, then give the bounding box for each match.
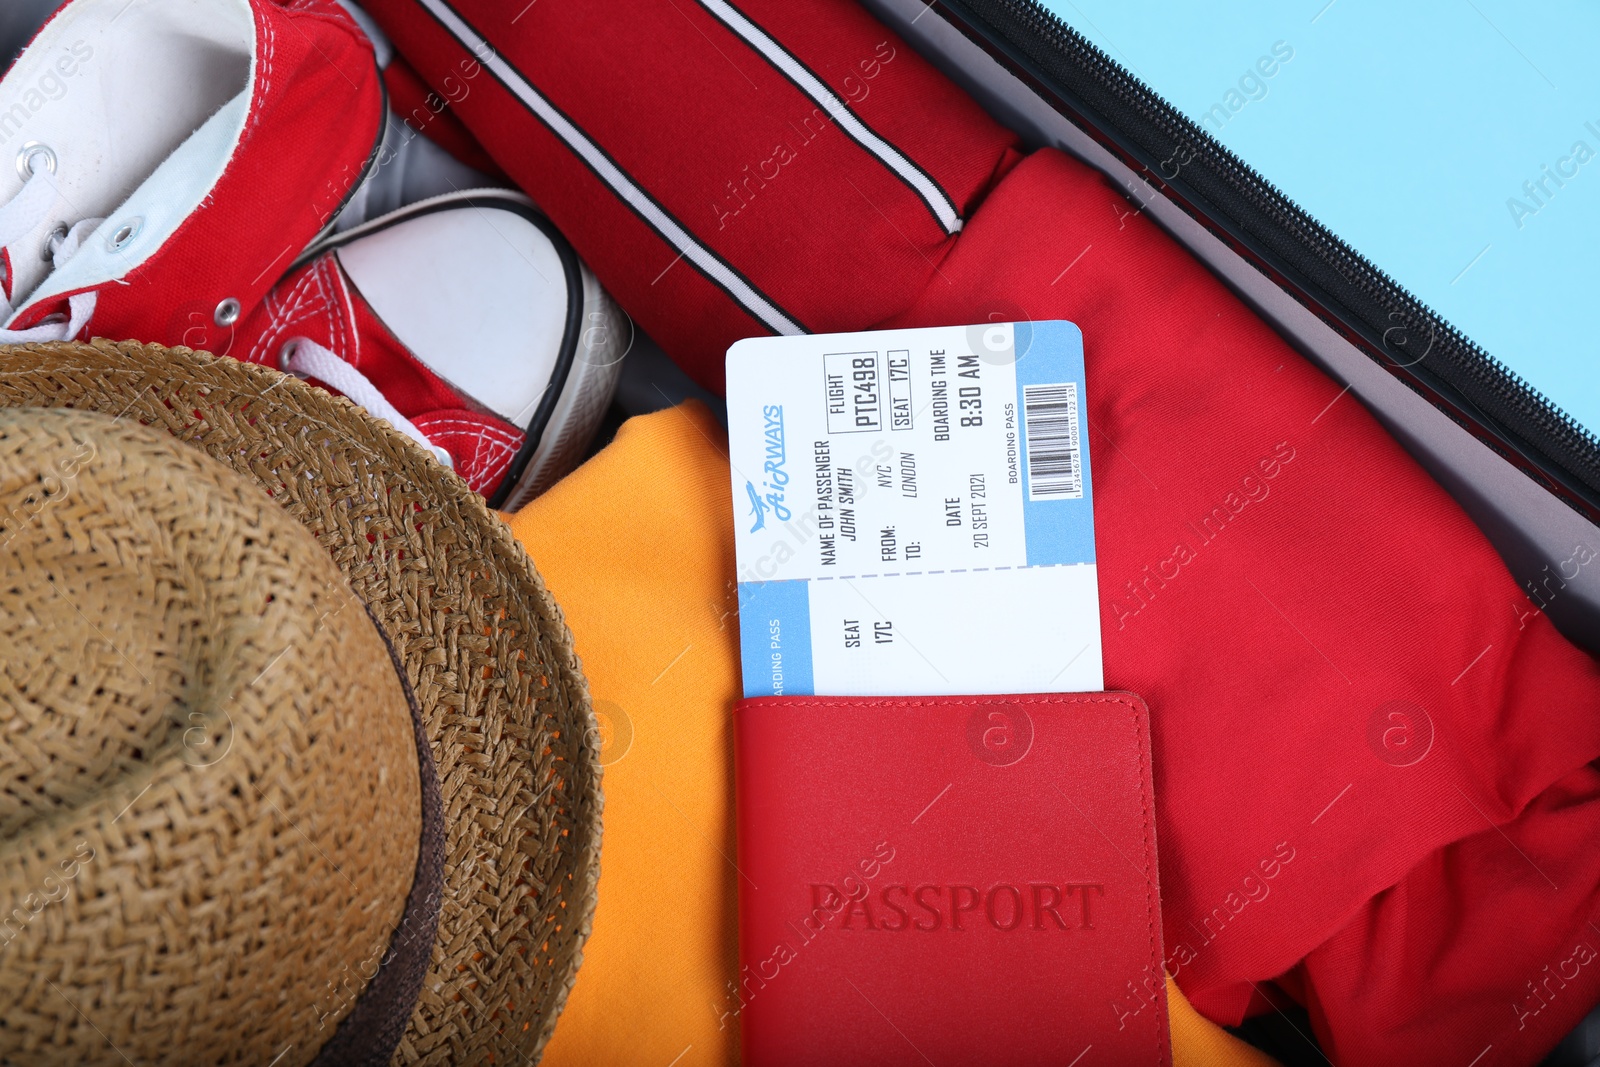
[0,170,59,306]
[0,0,252,314]
[7,91,251,323]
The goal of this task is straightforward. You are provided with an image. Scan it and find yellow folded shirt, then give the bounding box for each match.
[507,401,1278,1067]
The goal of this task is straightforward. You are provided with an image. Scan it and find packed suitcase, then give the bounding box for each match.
[0,1,1595,1064]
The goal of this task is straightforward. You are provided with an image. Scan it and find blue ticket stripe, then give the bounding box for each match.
[738,579,815,698]
[1015,321,1096,568]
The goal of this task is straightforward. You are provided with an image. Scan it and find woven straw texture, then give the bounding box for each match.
[0,407,423,1065]
[0,341,602,1065]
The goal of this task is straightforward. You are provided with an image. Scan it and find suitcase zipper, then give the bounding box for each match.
[934,0,1600,520]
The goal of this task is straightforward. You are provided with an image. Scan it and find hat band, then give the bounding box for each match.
[308,607,446,1066]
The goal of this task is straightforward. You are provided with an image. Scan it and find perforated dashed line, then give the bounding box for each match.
[756,561,1094,583]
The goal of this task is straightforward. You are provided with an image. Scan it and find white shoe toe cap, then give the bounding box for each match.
[336,200,572,428]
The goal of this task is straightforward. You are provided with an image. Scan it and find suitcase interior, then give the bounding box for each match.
[5,0,1596,1060]
[842,0,1600,1062]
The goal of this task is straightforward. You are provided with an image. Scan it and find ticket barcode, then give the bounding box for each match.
[1022,381,1083,500]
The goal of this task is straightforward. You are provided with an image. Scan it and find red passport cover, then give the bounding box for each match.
[735,692,1171,1066]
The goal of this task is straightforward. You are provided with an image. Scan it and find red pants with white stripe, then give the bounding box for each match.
[363,2,1600,1063]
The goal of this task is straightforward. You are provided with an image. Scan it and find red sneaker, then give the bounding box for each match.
[232,189,628,508]
[0,0,384,349]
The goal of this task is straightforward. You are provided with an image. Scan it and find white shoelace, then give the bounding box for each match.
[281,337,454,468]
[0,167,101,343]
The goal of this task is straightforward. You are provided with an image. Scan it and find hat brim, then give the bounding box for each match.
[0,339,601,1062]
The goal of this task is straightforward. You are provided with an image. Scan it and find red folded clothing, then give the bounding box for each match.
[877,146,1600,1027]
[364,0,1600,1059]
[364,0,1019,388]
[382,52,505,177]
[1293,762,1600,1066]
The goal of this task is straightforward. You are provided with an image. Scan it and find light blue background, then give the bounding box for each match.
[1036,0,1600,437]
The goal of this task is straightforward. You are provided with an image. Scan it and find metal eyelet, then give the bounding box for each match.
[106,217,143,253]
[213,298,241,327]
[16,142,56,181]
[278,339,303,374]
[41,222,68,262]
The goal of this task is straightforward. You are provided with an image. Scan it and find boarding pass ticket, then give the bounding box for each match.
[727,321,1103,698]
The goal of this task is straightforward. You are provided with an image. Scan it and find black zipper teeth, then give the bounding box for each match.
[947,0,1600,513]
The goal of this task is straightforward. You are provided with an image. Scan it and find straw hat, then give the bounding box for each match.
[0,340,601,1065]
